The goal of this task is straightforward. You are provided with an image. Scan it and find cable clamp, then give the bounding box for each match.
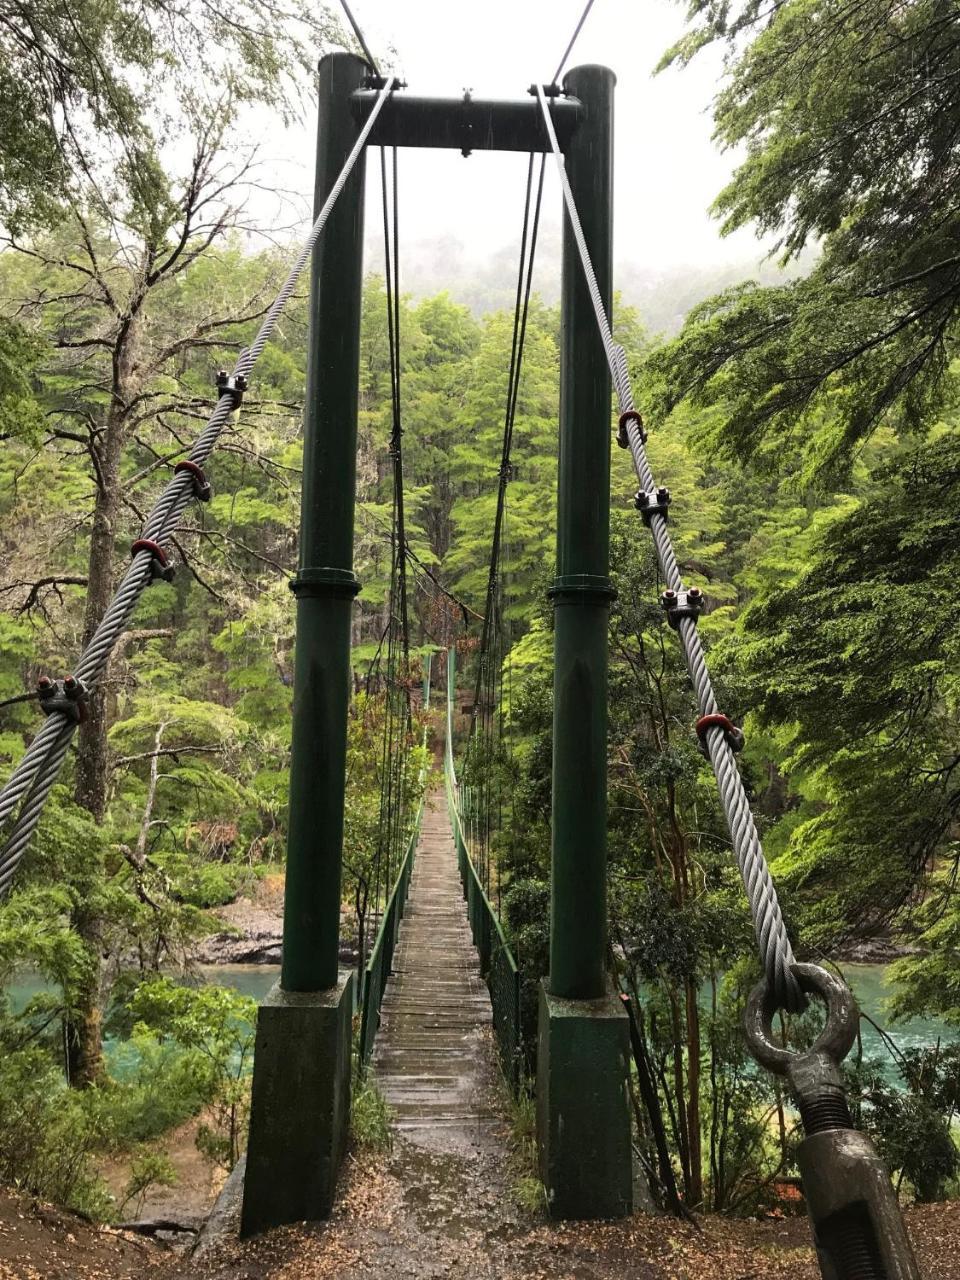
[695,712,744,756]
[660,587,703,629]
[131,538,175,583]
[617,408,647,448]
[634,486,670,525]
[37,675,89,723]
[216,370,248,408]
[362,74,406,90]
[174,459,212,503]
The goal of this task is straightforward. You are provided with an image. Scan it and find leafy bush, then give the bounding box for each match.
[0,1048,112,1219]
[126,977,257,1170]
[850,1046,960,1202]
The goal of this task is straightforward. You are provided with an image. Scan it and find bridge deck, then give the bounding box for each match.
[373,787,500,1152]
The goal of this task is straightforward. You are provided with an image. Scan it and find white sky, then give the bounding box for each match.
[249,0,770,278]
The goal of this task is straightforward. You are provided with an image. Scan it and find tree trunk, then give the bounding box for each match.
[67,312,140,1086]
[684,977,703,1207]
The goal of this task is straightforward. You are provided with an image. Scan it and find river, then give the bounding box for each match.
[5,962,952,1082]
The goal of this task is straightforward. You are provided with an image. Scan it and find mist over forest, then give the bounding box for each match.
[366,226,811,333]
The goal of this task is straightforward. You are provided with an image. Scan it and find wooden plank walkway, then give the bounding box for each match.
[373,787,500,1154]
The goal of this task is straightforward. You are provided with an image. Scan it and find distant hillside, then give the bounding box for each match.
[367,228,813,335]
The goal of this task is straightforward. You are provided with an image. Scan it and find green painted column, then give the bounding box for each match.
[241,51,367,1235]
[282,50,368,993]
[549,62,616,1001]
[537,64,633,1221]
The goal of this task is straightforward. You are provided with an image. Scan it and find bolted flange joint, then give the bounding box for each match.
[660,587,703,629]
[216,370,248,408]
[634,486,671,526]
[37,674,89,723]
[131,538,175,584]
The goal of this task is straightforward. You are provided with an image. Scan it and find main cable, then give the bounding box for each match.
[0,76,397,895]
[338,0,381,76]
[535,84,805,1014]
[471,152,545,728]
[552,0,597,85]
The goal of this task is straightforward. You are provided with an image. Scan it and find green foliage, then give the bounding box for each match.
[118,1148,178,1218]
[0,1048,113,1218]
[351,1073,393,1152]
[503,1084,546,1214]
[734,429,960,947]
[126,978,256,1169]
[849,1046,960,1202]
[0,0,340,233]
[652,0,960,478]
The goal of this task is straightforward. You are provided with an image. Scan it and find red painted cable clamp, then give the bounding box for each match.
[131,538,175,583]
[695,713,745,757]
[174,459,212,502]
[617,408,647,448]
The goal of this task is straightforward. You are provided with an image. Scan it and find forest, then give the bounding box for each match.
[0,0,958,1268]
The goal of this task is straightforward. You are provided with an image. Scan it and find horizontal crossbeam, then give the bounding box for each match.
[350,89,583,153]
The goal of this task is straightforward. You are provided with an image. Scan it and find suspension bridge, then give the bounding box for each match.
[0,26,926,1280]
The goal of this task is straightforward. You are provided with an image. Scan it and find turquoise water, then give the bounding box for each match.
[5,962,952,1080]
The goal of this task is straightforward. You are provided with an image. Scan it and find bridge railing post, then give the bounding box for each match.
[536,62,633,1221]
[241,50,369,1237]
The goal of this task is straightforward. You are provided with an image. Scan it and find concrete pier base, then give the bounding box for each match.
[536,981,633,1220]
[240,972,354,1236]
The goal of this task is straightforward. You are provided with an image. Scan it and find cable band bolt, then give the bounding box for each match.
[131,538,175,584]
[37,674,89,723]
[216,370,248,408]
[635,486,670,525]
[695,712,745,756]
[660,586,704,630]
[618,408,646,448]
[174,459,212,503]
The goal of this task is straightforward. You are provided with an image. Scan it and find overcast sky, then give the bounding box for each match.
[250,0,770,279]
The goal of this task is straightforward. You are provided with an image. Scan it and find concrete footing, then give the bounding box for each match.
[536,981,633,1220]
[240,972,354,1236]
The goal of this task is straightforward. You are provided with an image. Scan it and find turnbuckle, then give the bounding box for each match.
[745,964,921,1280]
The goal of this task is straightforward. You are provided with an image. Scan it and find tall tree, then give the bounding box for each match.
[0,0,339,233]
[650,0,960,482]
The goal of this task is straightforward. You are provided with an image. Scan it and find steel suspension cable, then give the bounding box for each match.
[468,152,545,892]
[0,76,397,896]
[372,141,413,933]
[551,0,598,85]
[535,84,805,1014]
[337,0,381,76]
[471,153,545,728]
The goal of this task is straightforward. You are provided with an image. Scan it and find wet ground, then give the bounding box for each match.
[172,791,822,1279]
[28,787,945,1280]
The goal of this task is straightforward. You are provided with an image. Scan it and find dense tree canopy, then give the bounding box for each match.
[650,0,960,481]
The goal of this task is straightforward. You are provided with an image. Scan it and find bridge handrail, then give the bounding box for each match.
[358,654,432,1065]
[444,650,522,1088]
